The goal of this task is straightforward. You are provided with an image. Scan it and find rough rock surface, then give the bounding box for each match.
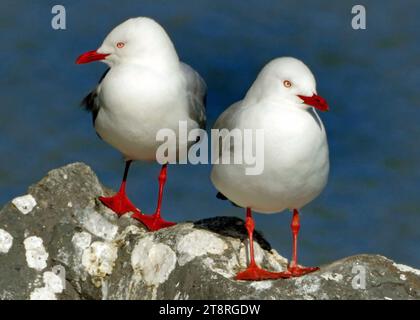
[0,162,419,300]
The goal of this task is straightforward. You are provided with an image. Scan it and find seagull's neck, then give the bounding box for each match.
[243,92,293,107]
[119,53,180,72]
[242,94,313,117]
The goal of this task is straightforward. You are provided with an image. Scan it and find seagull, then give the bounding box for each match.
[211,57,329,280]
[76,17,206,231]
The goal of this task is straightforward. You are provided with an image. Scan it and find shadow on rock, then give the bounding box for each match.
[192,216,272,251]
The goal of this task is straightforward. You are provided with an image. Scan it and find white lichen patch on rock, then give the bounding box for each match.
[321,272,344,282]
[177,230,227,266]
[71,231,92,278]
[0,229,13,254]
[393,263,420,277]
[44,271,65,292]
[30,270,65,300]
[30,287,57,300]
[82,241,118,280]
[24,236,49,271]
[72,231,92,251]
[250,281,273,290]
[203,255,239,278]
[76,208,118,241]
[12,194,37,215]
[131,237,177,286]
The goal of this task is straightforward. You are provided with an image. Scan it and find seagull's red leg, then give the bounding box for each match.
[284,209,319,277]
[99,160,141,216]
[132,164,176,231]
[236,208,291,281]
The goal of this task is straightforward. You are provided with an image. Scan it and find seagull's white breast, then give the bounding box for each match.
[95,64,194,161]
[211,102,329,213]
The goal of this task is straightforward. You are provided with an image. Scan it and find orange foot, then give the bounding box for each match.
[99,193,140,217]
[283,265,320,277]
[131,212,176,231]
[235,263,292,281]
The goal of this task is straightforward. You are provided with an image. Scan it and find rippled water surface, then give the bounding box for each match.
[1,0,419,267]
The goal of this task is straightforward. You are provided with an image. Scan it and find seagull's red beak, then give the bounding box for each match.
[297,94,329,112]
[76,50,109,64]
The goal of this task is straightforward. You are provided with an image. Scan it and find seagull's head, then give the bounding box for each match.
[246,57,329,112]
[76,17,178,67]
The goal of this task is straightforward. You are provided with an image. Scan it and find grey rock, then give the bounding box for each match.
[0,162,419,300]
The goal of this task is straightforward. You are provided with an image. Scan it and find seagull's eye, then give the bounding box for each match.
[283,80,292,88]
[116,42,125,49]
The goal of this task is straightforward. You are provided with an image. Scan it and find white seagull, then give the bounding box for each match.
[76,17,206,231]
[211,57,330,280]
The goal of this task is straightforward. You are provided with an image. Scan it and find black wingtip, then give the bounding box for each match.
[216,192,228,200]
[216,192,241,208]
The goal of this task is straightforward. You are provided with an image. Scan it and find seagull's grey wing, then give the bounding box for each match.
[81,68,110,125]
[180,62,207,130]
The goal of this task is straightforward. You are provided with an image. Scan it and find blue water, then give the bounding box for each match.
[1,0,419,267]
